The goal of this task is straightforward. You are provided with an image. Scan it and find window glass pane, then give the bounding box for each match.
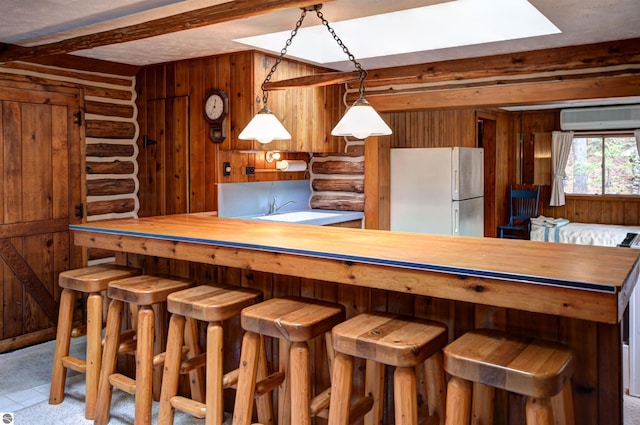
[564,137,603,194]
[604,136,639,195]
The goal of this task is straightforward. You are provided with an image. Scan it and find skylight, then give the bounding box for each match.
[234,0,561,65]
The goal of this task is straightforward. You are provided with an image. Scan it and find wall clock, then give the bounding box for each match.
[204,89,228,143]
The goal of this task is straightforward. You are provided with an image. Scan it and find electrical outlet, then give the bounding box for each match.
[244,166,255,176]
[223,162,231,176]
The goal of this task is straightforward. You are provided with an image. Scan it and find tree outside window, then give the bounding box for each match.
[564,135,640,195]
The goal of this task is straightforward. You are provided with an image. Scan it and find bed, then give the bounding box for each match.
[530,216,640,247]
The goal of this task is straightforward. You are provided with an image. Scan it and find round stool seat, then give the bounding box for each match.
[443,329,576,425]
[331,312,448,367]
[444,329,575,399]
[240,296,345,342]
[59,264,141,293]
[167,284,262,322]
[107,274,193,305]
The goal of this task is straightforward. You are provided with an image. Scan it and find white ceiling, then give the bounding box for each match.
[0,0,639,109]
[1,0,638,70]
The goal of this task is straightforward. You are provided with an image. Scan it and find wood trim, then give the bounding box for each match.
[0,0,333,63]
[0,239,57,324]
[363,38,640,88]
[0,219,69,239]
[0,327,57,353]
[367,74,640,112]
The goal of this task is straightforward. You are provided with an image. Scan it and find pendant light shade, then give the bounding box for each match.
[238,5,392,144]
[238,105,291,144]
[331,97,392,139]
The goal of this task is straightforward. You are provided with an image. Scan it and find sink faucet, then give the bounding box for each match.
[269,196,296,215]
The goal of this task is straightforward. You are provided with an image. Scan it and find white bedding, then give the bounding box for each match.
[530,218,640,247]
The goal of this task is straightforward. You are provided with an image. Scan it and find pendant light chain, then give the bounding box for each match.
[261,8,309,106]
[260,4,369,106]
[314,7,368,98]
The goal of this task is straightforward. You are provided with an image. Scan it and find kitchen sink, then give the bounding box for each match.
[254,211,341,222]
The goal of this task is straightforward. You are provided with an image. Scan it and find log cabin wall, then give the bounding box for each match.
[309,142,365,212]
[0,62,139,262]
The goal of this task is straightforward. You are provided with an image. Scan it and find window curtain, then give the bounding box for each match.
[550,131,574,206]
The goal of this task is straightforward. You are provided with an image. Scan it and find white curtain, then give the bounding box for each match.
[635,129,640,153]
[550,131,574,206]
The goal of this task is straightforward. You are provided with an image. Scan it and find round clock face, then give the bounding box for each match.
[205,93,225,121]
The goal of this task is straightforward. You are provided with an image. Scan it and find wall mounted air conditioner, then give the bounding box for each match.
[560,105,640,130]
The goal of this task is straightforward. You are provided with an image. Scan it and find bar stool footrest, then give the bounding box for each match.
[109,373,136,394]
[61,356,86,374]
[171,396,206,418]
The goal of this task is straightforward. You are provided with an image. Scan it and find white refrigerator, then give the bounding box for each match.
[390,147,484,236]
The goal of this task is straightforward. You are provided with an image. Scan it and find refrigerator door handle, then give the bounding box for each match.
[453,168,459,198]
[453,206,459,235]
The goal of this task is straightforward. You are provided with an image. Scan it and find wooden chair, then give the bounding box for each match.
[498,184,540,239]
[49,264,140,419]
[443,329,575,425]
[328,312,448,425]
[158,284,262,425]
[94,275,194,425]
[232,296,345,425]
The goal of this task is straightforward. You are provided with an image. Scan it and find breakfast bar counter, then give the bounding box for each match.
[70,213,640,424]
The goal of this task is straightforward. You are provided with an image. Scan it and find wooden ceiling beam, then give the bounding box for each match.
[263,71,359,89]
[0,0,331,63]
[361,38,640,89]
[365,74,640,112]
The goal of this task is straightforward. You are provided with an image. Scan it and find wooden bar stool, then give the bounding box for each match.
[328,312,448,425]
[94,275,194,425]
[232,296,346,425]
[49,264,140,419]
[443,329,575,425]
[158,284,263,425]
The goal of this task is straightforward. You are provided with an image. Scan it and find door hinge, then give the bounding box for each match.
[75,203,84,219]
[73,111,83,126]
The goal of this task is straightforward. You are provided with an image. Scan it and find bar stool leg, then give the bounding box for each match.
[525,397,553,425]
[471,382,495,425]
[232,331,261,425]
[328,352,354,425]
[445,376,472,425]
[185,317,205,403]
[551,383,575,425]
[424,351,446,425]
[394,366,418,425]
[206,321,224,425]
[135,305,155,425]
[278,339,292,425]
[255,336,275,425]
[158,313,186,425]
[95,299,124,425]
[290,341,311,425]
[85,292,103,419]
[49,288,75,406]
[364,359,384,425]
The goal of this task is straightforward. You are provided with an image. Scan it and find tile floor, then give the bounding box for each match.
[0,335,85,414]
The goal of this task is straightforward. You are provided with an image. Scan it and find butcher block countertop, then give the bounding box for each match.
[70,213,640,324]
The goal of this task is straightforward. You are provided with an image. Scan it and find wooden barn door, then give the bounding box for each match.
[0,81,84,352]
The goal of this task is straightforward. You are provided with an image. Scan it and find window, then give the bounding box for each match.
[564,135,640,195]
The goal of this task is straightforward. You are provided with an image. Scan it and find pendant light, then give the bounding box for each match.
[238,4,391,144]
